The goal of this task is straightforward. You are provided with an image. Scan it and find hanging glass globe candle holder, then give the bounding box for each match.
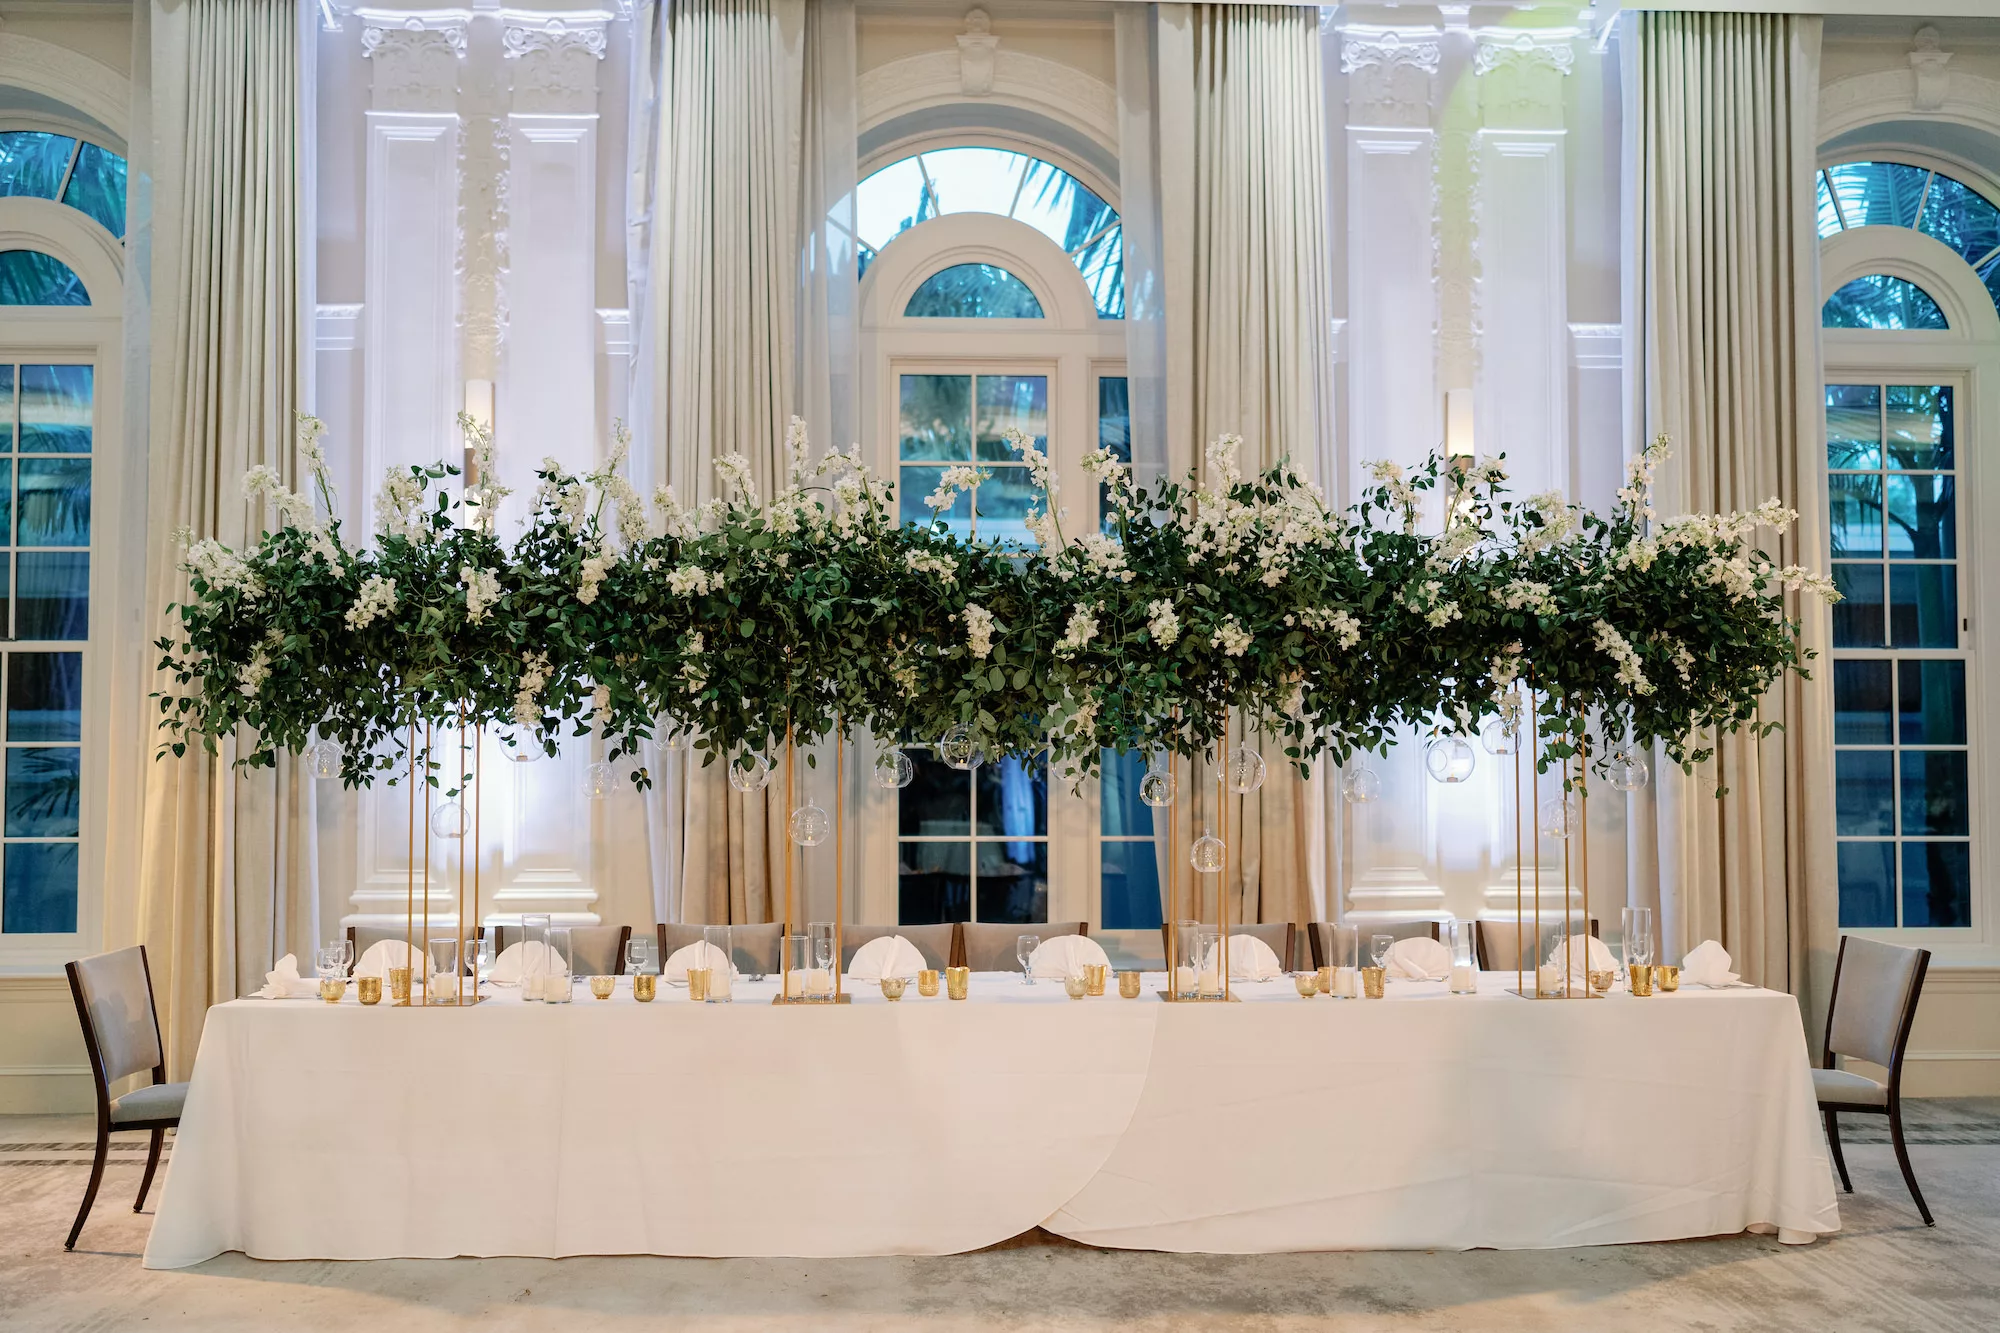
[655,716,693,755]
[1424,734,1476,784]
[1537,792,1581,840]
[309,738,344,780]
[581,761,616,800]
[1189,827,1226,874]
[937,723,985,772]
[1139,764,1177,808]
[430,800,468,839]
[1479,715,1517,757]
[1605,745,1650,792]
[1340,764,1382,803]
[873,747,914,790]
[726,750,773,793]
[788,802,831,847]
[1227,746,1267,795]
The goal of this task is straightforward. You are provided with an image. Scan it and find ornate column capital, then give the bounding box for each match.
[503,14,609,115]
[1340,25,1441,130]
[1473,29,1576,131]
[357,8,470,114]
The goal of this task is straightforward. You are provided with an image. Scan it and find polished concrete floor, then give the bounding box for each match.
[3,1111,1996,1332]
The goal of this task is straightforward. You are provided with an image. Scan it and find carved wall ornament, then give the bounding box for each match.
[360,12,468,114]
[1473,29,1575,132]
[505,17,607,115]
[1910,25,1953,113]
[1340,25,1441,130]
[958,8,999,97]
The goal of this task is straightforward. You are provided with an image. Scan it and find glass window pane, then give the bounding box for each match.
[1,841,77,934]
[903,263,1044,318]
[59,143,126,238]
[1898,660,1966,746]
[1889,564,1957,649]
[1916,174,2000,270]
[1828,474,1882,558]
[0,364,12,450]
[898,748,969,838]
[1832,660,1893,744]
[7,652,83,741]
[0,132,77,200]
[971,467,1041,547]
[976,839,1047,925]
[1902,842,1972,929]
[1098,376,1130,532]
[1900,750,1968,836]
[0,251,89,307]
[900,465,972,536]
[19,366,92,452]
[976,753,1048,840]
[5,746,79,837]
[1821,274,1948,330]
[16,459,89,547]
[1824,161,1929,230]
[1831,564,1884,648]
[1835,751,1894,835]
[1816,171,1842,237]
[898,845,968,925]
[1825,385,1880,470]
[898,374,971,461]
[1885,474,1954,560]
[15,552,87,640]
[1836,841,1896,928]
[0,459,11,543]
[1885,385,1953,469]
[974,375,1049,463]
[1100,747,1153,837]
[1101,840,1164,931]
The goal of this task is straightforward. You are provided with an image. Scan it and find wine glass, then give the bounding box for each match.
[1370,934,1394,969]
[1621,906,1655,978]
[1017,934,1040,984]
[625,937,651,978]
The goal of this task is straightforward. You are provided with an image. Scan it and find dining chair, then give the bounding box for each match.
[656,921,784,977]
[1160,922,1296,972]
[1474,918,1599,972]
[1817,935,1934,1225]
[63,946,183,1251]
[840,923,956,971]
[1304,919,1438,970]
[959,921,1086,971]
[562,925,632,977]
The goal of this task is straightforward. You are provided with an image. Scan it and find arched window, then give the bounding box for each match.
[1818,160,2000,317]
[904,263,1044,318]
[1823,274,1948,330]
[0,250,89,306]
[0,132,127,239]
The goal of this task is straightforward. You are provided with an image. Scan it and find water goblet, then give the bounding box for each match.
[1017,934,1040,984]
[1370,934,1394,971]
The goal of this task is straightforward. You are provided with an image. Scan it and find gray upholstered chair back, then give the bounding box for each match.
[842,923,955,971]
[1828,936,1927,1070]
[68,947,163,1086]
[657,921,783,976]
[961,921,1085,971]
[564,925,632,977]
[1164,921,1295,971]
[1474,918,1598,972]
[1305,919,1438,969]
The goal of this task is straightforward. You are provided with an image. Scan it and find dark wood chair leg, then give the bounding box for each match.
[1823,1109,1853,1193]
[134,1127,166,1213]
[1888,1103,1934,1226]
[66,1125,109,1251]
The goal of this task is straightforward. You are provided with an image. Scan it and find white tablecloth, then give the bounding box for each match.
[144,973,1839,1267]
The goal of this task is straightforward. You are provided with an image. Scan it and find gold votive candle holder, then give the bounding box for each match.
[633,974,657,1002]
[1629,964,1655,997]
[1085,963,1108,997]
[687,967,711,1002]
[880,977,908,1001]
[319,978,346,1004]
[1063,973,1089,1000]
[1118,970,1142,999]
[1361,966,1386,999]
[388,966,411,1004]
[1316,966,1333,995]
[1588,969,1616,997]
[589,975,616,1000]
[357,976,382,1006]
[918,968,941,997]
[946,966,970,1000]
[1655,964,1680,992]
[1294,973,1320,998]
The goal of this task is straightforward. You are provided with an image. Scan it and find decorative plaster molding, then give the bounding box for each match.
[505,18,607,115]
[317,303,365,353]
[1819,68,2000,145]
[1568,322,1622,372]
[957,8,999,97]
[359,10,469,114]
[858,48,1117,161]
[1909,25,1953,113]
[0,33,132,142]
[1340,25,1440,130]
[1473,29,1575,132]
[458,47,512,383]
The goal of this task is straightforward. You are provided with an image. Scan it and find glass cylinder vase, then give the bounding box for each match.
[543,926,573,1003]
[702,924,734,1003]
[1447,919,1478,994]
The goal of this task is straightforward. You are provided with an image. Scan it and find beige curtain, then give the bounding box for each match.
[1156,3,1335,934]
[130,0,315,1078]
[1623,12,1833,1019]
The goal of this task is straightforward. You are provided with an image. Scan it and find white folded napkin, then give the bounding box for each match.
[1385,936,1451,980]
[1681,939,1740,987]
[355,938,433,981]
[252,953,319,999]
[1213,933,1284,981]
[847,935,927,982]
[488,940,566,986]
[1545,934,1617,980]
[1028,934,1111,980]
[664,940,735,984]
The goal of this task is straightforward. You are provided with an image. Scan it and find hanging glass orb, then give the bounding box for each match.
[1424,734,1477,784]
[308,738,344,780]
[1227,746,1267,795]
[873,747,915,790]
[1538,793,1581,840]
[655,717,693,755]
[1189,828,1226,874]
[726,750,773,793]
[1606,745,1650,792]
[1139,767,1177,808]
[788,802,831,847]
[430,800,468,839]
[581,761,616,800]
[937,723,985,771]
[504,732,540,763]
[1340,764,1382,803]
[1479,715,1517,757]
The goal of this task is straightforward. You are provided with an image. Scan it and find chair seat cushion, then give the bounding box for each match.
[110,1081,187,1125]
[1814,1066,1888,1109]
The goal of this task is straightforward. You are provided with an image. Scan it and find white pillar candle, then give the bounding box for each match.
[1197,967,1221,998]
[1450,963,1476,993]
[1334,966,1359,998]
[1537,964,1563,995]
[709,967,732,999]
[524,974,544,1002]
[805,968,832,998]
[1174,965,1197,995]
[785,971,806,998]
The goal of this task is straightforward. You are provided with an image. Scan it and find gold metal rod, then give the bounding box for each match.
[424,719,432,1004]
[458,704,467,1007]
[1561,730,1572,999]
[1532,685,1541,997]
[473,723,482,1001]
[1515,701,1524,997]
[1580,718,1591,996]
[1167,736,1179,991]
[834,716,844,1002]
[783,726,795,998]
[1220,712,1231,1002]
[406,721,416,1003]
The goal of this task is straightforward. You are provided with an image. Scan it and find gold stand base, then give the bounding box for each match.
[1505,987,1604,1000]
[420,993,485,1006]
[1157,991,1241,1003]
[770,994,854,1005]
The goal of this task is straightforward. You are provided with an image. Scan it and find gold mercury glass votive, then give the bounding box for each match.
[687,967,711,1002]
[946,966,970,1000]
[880,977,908,1001]
[918,968,941,997]
[1294,973,1320,998]
[357,976,382,1006]
[1629,964,1655,997]
[1085,962,1108,997]
[1656,964,1681,992]
[1588,969,1616,996]
[1118,970,1143,999]
[319,978,347,1004]
[1361,966,1386,999]
[1316,966,1333,995]
[633,974,657,1002]
[589,975,616,1000]
[388,967,411,1003]
[1064,974,1089,1000]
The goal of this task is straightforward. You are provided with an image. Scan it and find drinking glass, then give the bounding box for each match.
[1017,933,1040,983]
[703,924,735,1002]
[324,938,354,978]
[626,937,652,978]
[544,926,574,1003]
[521,913,552,1000]
[467,935,494,987]
[314,947,341,981]
[1621,906,1655,975]
[1370,933,1395,970]
[1173,919,1201,999]
[1195,929,1222,997]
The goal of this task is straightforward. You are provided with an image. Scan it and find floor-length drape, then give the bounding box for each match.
[1155,3,1334,935]
[133,0,315,1079]
[1622,11,1832,1022]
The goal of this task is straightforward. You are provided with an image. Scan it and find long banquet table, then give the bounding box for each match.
[143,971,1841,1267]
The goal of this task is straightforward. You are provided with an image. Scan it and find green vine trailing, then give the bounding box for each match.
[156,414,1836,799]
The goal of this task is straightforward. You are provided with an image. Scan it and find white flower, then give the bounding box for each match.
[1299,606,1362,649]
[1004,427,1054,493]
[1500,579,1556,616]
[1147,598,1181,647]
[654,484,699,541]
[666,564,719,597]
[1517,492,1578,555]
[345,575,398,629]
[679,632,708,695]
[1055,603,1099,657]
[374,467,429,542]
[903,550,957,584]
[1400,579,1460,628]
[713,452,758,502]
[1205,434,1244,488]
[456,411,512,531]
[1210,615,1252,657]
[239,645,271,698]
[926,465,989,513]
[591,683,611,716]
[1067,531,1130,582]
[460,564,501,624]
[1594,620,1653,696]
[577,543,612,605]
[1777,564,1841,604]
[514,651,552,731]
[180,535,262,599]
[962,603,996,660]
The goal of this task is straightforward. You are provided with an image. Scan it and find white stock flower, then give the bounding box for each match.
[1146,598,1180,647]
[903,550,957,584]
[1205,434,1244,488]
[1299,606,1362,649]
[514,652,552,731]
[345,575,398,629]
[1500,580,1556,616]
[460,565,501,624]
[181,536,262,599]
[1055,603,1099,657]
[926,465,989,513]
[375,468,429,542]
[239,645,271,698]
[666,564,719,597]
[1210,615,1252,657]
[577,543,612,605]
[713,452,758,502]
[1594,620,1653,695]
[962,603,996,660]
